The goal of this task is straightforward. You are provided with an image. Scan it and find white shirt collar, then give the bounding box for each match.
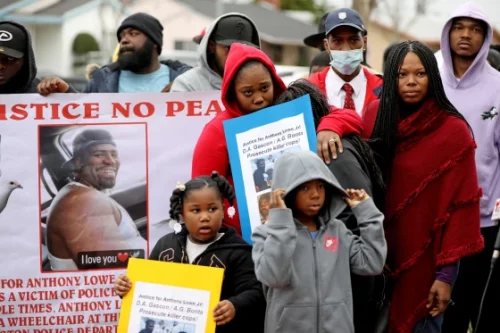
[328,67,366,96]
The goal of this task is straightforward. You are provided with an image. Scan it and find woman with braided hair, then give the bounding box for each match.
[114,171,265,333]
[363,41,484,333]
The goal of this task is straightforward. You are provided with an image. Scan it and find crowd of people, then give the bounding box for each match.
[1,1,499,333]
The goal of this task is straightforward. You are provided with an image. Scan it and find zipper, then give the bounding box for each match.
[310,229,321,333]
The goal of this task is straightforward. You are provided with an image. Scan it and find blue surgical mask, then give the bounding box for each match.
[329,49,364,75]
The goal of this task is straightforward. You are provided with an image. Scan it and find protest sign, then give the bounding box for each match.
[118,258,224,333]
[0,91,221,332]
[223,94,317,243]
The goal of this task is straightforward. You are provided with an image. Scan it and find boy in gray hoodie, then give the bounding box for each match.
[251,150,387,333]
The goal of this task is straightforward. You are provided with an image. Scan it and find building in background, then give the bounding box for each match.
[128,0,318,68]
[0,0,130,78]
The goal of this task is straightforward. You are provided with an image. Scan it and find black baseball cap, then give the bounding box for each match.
[62,129,116,171]
[325,8,366,36]
[211,16,258,47]
[303,13,328,49]
[0,22,27,58]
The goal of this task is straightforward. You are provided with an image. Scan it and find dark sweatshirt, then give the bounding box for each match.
[0,21,39,94]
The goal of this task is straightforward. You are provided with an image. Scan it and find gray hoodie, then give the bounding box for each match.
[170,13,260,92]
[251,150,387,333]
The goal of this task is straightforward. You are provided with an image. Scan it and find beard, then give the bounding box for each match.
[208,52,225,76]
[117,39,155,72]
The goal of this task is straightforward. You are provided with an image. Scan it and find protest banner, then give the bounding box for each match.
[0,91,221,332]
[223,94,317,243]
[118,258,224,333]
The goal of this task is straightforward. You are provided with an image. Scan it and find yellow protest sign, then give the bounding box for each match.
[118,258,224,333]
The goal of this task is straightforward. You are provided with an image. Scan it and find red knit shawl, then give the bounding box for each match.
[384,99,484,333]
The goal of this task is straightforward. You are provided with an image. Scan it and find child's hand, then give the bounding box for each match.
[213,300,235,325]
[270,189,286,209]
[344,189,370,208]
[114,274,132,297]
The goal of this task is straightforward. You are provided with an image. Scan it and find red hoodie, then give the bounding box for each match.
[192,43,363,234]
[308,66,383,134]
[191,43,286,233]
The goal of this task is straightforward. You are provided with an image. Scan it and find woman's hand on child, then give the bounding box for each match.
[426,280,451,317]
[344,189,369,208]
[270,189,286,209]
[114,274,132,297]
[213,300,235,326]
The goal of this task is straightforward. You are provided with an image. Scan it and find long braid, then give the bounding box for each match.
[275,79,385,208]
[370,41,473,181]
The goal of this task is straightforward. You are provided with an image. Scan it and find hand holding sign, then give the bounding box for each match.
[213,300,236,326]
[115,274,132,297]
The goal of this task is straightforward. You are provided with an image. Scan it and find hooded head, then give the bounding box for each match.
[272,150,348,223]
[440,2,492,87]
[221,43,286,117]
[199,13,260,81]
[0,21,37,93]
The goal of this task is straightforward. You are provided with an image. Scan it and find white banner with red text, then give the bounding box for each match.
[0,91,221,333]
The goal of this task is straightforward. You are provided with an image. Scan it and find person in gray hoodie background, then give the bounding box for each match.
[439,2,500,332]
[251,149,387,333]
[170,13,260,92]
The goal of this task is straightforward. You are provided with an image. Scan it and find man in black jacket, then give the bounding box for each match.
[0,21,76,94]
[38,13,191,94]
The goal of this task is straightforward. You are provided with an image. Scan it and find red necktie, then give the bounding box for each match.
[342,83,356,110]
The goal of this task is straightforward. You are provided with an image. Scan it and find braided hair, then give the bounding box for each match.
[274,79,385,208]
[370,41,471,181]
[169,171,235,221]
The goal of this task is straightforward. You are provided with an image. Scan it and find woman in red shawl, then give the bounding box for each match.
[364,41,484,332]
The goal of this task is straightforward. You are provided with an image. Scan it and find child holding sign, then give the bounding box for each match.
[115,172,265,333]
[251,150,387,333]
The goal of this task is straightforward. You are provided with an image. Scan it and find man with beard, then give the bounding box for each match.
[46,129,146,271]
[170,13,260,92]
[38,13,190,94]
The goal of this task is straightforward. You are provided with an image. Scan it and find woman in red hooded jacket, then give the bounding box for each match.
[192,43,362,234]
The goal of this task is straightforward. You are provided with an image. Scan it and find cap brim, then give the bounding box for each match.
[216,39,258,48]
[304,33,325,48]
[0,46,23,58]
[326,23,364,36]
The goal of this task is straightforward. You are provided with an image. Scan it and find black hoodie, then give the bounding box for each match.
[0,21,39,94]
[150,226,265,333]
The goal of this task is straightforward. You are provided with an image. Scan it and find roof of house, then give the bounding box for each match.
[0,0,125,23]
[178,0,317,45]
[35,0,94,16]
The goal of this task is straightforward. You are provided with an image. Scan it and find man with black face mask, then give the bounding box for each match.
[38,13,191,94]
